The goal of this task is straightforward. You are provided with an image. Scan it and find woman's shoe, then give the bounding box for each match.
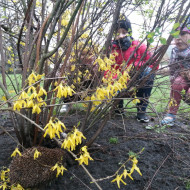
[161,113,176,126]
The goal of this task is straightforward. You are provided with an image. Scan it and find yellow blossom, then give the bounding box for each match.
[7,60,12,64]
[13,100,26,111]
[0,182,7,190]
[51,163,67,177]
[1,96,7,101]
[27,86,36,94]
[71,65,75,71]
[95,56,107,71]
[111,174,127,188]
[27,72,44,85]
[1,169,10,181]
[54,84,75,99]
[26,99,34,108]
[61,19,69,26]
[36,73,44,81]
[38,87,47,96]
[38,101,47,107]
[122,169,133,180]
[11,148,22,157]
[34,149,41,160]
[29,91,38,100]
[32,104,41,114]
[11,184,24,190]
[132,97,140,104]
[19,91,29,99]
[20,42,25,46]
[130,157,142,176]
[44,118,66,139]
[7,46,12,51]
[75,146,93,165]
[61,127,86,151]
[169,98,177,107]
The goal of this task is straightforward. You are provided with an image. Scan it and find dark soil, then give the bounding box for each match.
[1,112,190,190]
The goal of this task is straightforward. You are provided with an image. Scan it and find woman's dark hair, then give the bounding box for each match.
[116,17,132,34]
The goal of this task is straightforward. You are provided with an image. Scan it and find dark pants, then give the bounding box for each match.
[136,67,155,112]
[118,67,155,113]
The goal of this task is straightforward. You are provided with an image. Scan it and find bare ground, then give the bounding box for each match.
[0,112,190,190]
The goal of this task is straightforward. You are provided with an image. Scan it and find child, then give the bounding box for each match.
[161,25,190,126]
[110,18,158,122]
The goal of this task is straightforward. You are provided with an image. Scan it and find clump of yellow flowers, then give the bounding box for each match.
[13,72,46,114]
[13,71,76,114]
[84,53,133,110]
[61,127,86,151]
[44,117,67,139]
[0,167,24,190]
[51,163,67,177]
[111,156,142,188]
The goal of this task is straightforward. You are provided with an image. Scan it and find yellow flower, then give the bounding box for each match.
[7,46,12,51]
[11,148,22,157]
[61,127,86,151]
[169,98,177,107]
[130,157,142,176]
[132,97,140,104]
[61,136,75,151]
[111,174,127,188]
[81,32,89,39]
[38,101,47,107]
[95,56,107,71]
[38,87,47,96]
[19,91,29,99]
[44,120,55,139]
[11,184,24,190]
[36,73,45,81]
[44,118,66,139]
[27,72,44,85]
[0,182,7,190]
[34,149,41,160]
[1,169,10,181]
[7,60,12,64]
[20,42,25,46]
[61,19,69,26]
[54,81,58,86]
[13,100,26,111]
[75,146,93,165]
[29,91,38,100]
[51,163,67,177]
[71,65,75,71]
[1,96,7,101]
[56,120,67,130]
[32,104,41,114]
[122,169,133,180]
[27,86,36,94]
[54,84,75,98]
[26,100,34,108]
[28,72,37,85]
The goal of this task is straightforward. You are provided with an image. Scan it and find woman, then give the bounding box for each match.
[109,18,158,123]
[161,26,190,126]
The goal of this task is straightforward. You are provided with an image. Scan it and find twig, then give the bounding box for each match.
[69,172,92,190]
[68,151,102,190]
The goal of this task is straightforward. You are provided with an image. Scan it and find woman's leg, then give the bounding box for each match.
[169,76,189,115]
